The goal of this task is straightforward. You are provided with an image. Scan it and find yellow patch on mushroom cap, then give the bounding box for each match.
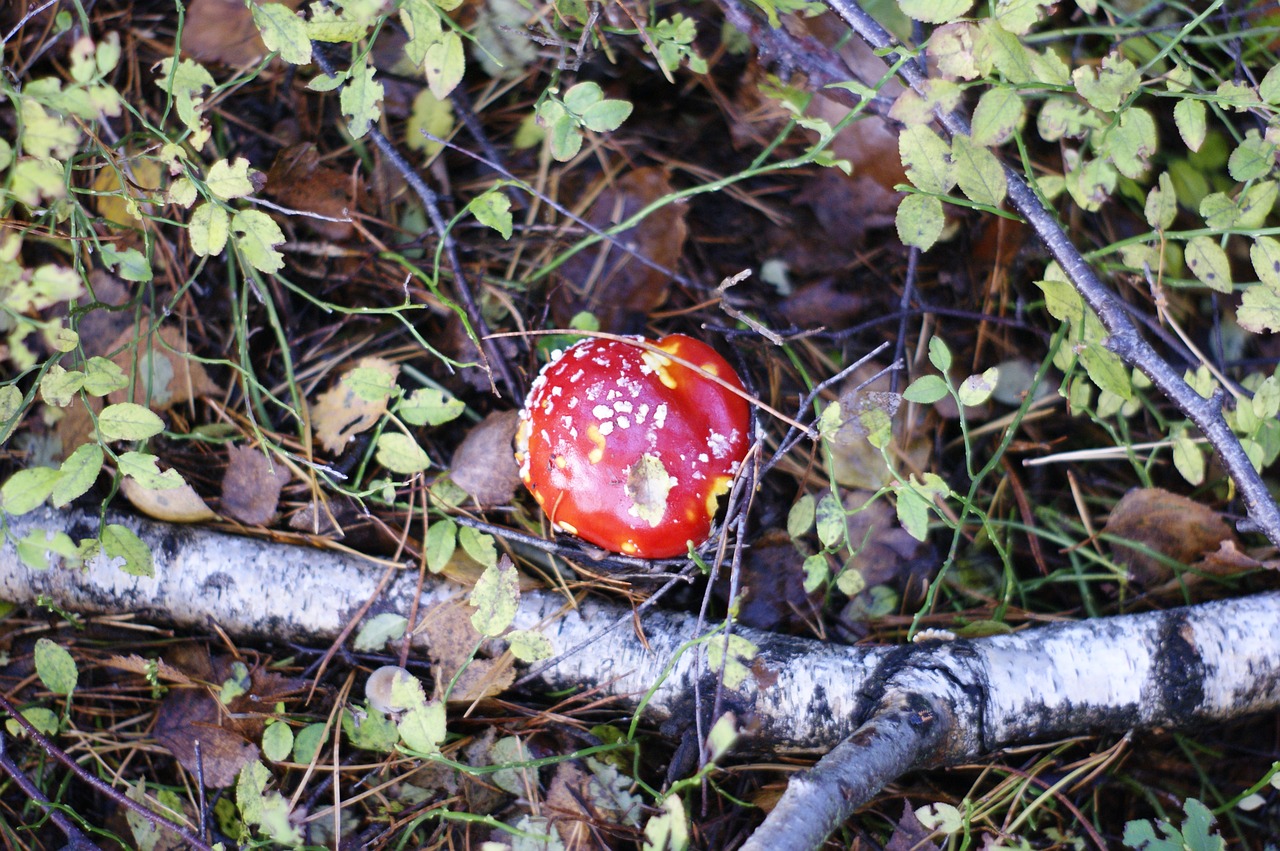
[586,424,606,464]
[626,453,677,528]
[705,474,734,518]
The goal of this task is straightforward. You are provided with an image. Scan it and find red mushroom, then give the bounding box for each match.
[515,334,751,558]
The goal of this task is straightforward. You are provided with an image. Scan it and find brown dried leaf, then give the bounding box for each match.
[884,802,943,851]
[266,144,357,241]
[102,654,194,685]
[120,476,218,523]
[418,599,513,702]
[552,166,687,332]
[106,320,217,410]
[1192,538,1280,576]
[182,0,303,66]
[450,410,521,506]
[718,530,822,632]
[221,444,292,526]
[310,357,399,454]
[1104,487,1237,586]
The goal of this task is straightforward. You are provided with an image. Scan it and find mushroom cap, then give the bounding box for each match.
[515,334,750,558]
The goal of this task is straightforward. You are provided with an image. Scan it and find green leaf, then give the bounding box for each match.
[292,723,327,763]
[786,494,815,539]
[425,518,457,573]
[899,125,955,194]
[904,374,949,404]
[353,613,408,652]
[957,367,999,407]
[815,492,844,549]
[470,557,519,636]
[189,202,229,257]
[376,433,431,474]
[835,563,866,596]
[261,720,293,763]
[231,209,286,274]
[507,629,553,662]
[205,157,256,201]
[1072,52,1139,113]
[340,59,384,139]
[1,467,60,515]
[895,194,945,251]
[580,99,633,133]
[398,699,446,754]
[1063,151,1117,212]
[99,402,164,441]
[343,367,398,402]
[929,337,953,372]
[1252,237,1280,289]
[1036,97,1103,142]
[1174,98,1207,152]
[40,365,85,407]
[1079,342,1132,400]
[34,638,78,695]
[705,633,757,690]
[459,525,497,568]
[406,88,454,156]
[251,3,312,65]
[307,6,371,42]
[17,528,78,570]
[306,71,347,93]
[1185,236,1232,293]
[1172,430,1205,486]
[424,32,465,100]
[1228,130,1277,182]
[1238,282,1280,333]
[970,86,1023,146]
[117,451,185,490]
[52,444,103,507]
[1107,107,1156,179]
[101,523,154,577]
[994,0,1052,34]
[895,487,932,541]
[643,794,689,851]
[952,134,1007,207]
[0,384,24,440]
[563,82,604,113]
[1144,172,1177,231]
[897,0,972,24]
[801,553,829,592]
[100,244,153,283]
[549,113,583,161]
[468,190,513,239]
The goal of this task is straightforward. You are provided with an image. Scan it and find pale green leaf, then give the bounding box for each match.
[306,71,346,93]
[376,433,431,474]
[99,402,165,441]
[1174,98,1207,152]
[1238,282,1280,333]
[786,494,815,539]
[353,613,408,652]
[1106,106,1156,179]
[580,99,633,133]
[549,113,583,161]
[34,638,78,695]
[1252,237,1280,288]
[0,384,24,444]
[425,518,457,573]
[1185,236,1233,293]
[801,553,828,593]
[957,367,999,406]
[1238,181,1278,230]
[969,86,1023,147]
[563,82,604,113]
[27,264,83,310]
[10,157,67,207]
[1035,97,1101,142]
[340,59,384,139]
[205,157,255,201]
[976,19,1035,84]
[1228,130,1277,182]
[897,0,972,24]
[899,125,955,194]
[643,794,689,851]
[424,33,465,100]
[1,467,59,515]
[994,0,1052,34]
[261,720,293,763]
[189,202,229,257]
[398,387,465,426]
[928,336,953,372]
[1072,52,1139,113]
[117,451,185,490]
[99,244,152,283]
[231,209,286,274]
[507,629,553,662]
[815,492,844,549]
[343,366,398,402]
[1079,342,1132,400]
[904,374,949,404]
[895,194,945,251]
[292,723,326,763]
[251,3,312,65]
[705,633,756,690]
[1144,172,1177,231]
[468,190,513,239]
[470,556,519,636]
[1063,150,1117,212]
[929,22,980,80]
[398,700,446,754]
[895,488,931,541]
[306,6,371,42]
[459,525,497,568]
[16,528,78,571]
[52,444,103,507]
[40,365,85,407]
[952,134,1007,207]
[406,88,454,156]
[101,523,154,577]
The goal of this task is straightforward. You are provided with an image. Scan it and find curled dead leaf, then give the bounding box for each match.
[121,476,218,523]
[1104,487,1237,586]
[450,409,522,506]
[221,444,292,526]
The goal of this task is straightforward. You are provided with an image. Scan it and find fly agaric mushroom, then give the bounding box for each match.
[515,334,750,558]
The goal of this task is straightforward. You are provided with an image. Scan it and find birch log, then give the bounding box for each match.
[3,507,1280,844]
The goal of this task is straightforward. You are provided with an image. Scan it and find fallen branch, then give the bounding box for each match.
[3,508,1280,845]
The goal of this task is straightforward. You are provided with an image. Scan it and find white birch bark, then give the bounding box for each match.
[3,507,1279,849]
